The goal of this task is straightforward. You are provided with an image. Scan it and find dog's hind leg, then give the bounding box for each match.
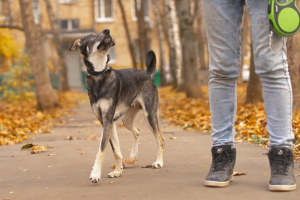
[108,122,123,178]
[122,107,141,159]
[141,100,165,168]
[147,114,165,168]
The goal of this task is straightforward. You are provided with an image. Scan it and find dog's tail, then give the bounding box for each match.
[145,50,156,81]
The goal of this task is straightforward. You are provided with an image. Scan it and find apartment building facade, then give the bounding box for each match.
[0,0,166,90]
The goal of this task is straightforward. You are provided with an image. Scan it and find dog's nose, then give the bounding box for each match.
[103,29,110,34]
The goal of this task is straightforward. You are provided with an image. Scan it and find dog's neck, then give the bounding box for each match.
[87,51,108,72]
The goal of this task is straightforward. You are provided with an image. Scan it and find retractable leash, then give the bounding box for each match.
[268,0,300,50]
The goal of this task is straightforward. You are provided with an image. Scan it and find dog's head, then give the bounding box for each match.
[69,29,115,72]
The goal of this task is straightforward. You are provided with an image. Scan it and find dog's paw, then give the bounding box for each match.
[152,161,163,169]
[90,167,101,183]
[108,170,122,178]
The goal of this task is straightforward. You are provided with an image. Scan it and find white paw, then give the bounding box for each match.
[90,167,101,183]
[108,170,122,178]
[152,161,163,169]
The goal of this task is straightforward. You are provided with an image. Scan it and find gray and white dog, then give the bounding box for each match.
[69,29,165,183]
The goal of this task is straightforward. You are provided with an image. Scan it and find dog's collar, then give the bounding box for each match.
[87,65,110,76]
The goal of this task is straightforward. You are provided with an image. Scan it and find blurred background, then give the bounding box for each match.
[0,0,299,110]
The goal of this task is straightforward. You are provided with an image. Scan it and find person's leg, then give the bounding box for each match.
[247,0,296,191]
[202,0,244,187]
[203,0,244,147]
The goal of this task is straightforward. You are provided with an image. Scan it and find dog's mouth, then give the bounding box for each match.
[97,31,115,50]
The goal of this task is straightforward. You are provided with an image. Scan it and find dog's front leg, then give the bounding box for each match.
[90,121,112,183]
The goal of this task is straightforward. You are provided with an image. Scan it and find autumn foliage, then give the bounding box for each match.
[0,92,88,145]
[159,86,300,161]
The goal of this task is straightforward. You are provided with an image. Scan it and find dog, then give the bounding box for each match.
[69,29,165,183]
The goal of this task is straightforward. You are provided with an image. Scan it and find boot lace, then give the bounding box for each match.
[212,151,232,172]
[270,154,291,175]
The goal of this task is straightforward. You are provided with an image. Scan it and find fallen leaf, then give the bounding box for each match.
[85,134,97,141]
[93,120,101,125]
[47,153,56,156]
[21,143,36,150]
[109,181,114,184]
[22,169,29,172]
[142,165,153,168]
[169,137,177,140]
[48,165,53,168]
[80,152,85,155]
[31,145,49,154]
[117,124,124,127]
[123,158,137,165]
[66,136,77,140]
[233,171,247,176]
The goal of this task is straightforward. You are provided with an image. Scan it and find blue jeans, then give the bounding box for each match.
[202,0,294,148]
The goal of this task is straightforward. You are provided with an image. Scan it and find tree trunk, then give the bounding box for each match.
[152,0,166,86]
[238,6,251,85]
[45,0,69,91]
[286,0,300,109]
[135,0,147,70]
[117,0,137,69]
[245,45,263,104]
[19,0,59,111]
[177,0,202,98]
[164,0,183,89]
[196,1,207,70]
[287,34,300,109]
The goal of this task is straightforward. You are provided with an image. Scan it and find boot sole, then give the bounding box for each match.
[269,184,296,191]
[204,175,233,187]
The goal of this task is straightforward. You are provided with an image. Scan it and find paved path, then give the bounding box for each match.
[1,103,299,200]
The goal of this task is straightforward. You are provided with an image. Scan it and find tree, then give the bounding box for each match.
[117,0,137,69]
[285,0,300,109]
[177,0,202,98]
[287,33,300,109]
[135,0,148,70]
[196,1,207,70]
[45,0,69,91]
[245,45,263,104]
[164,0,183,89]
[152,0,166,86]
[238,7,251,85]
[19,0,59,110]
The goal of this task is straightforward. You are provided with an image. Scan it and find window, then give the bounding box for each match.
[60,19,79,31]
[32,0,40,24]
[132,0,150,21]
[95,0,114,23]
[59,0,77,3]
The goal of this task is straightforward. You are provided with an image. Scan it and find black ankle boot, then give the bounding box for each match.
[268,146,296,191]
[204,145,236,187]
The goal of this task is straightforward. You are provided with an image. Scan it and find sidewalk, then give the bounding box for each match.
[1,102,299,200]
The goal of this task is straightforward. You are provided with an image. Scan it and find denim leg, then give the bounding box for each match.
[202,0,244,146]
[247,0,294,148]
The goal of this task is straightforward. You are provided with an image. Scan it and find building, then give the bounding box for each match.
[0,0,167,90]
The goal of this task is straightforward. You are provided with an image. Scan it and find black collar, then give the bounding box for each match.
[87,64,110,76]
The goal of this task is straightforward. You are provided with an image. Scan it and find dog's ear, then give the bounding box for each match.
[111,40,115,47]
[69,38,82,51]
